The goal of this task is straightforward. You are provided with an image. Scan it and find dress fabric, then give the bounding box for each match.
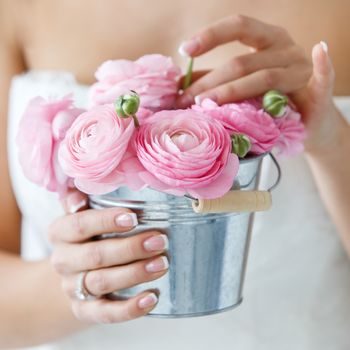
[7,71,350,350]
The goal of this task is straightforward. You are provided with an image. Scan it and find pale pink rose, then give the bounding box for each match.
[135,110,239,199]
[16,96,84,196]
[274,106,306,156]
[193,99,280,154]
[58,104,139,195]
[89,54,181,111]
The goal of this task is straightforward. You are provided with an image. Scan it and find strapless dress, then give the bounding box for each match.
[7,71,350,350]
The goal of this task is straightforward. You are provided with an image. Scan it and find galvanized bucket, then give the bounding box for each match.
[89,153,280,318]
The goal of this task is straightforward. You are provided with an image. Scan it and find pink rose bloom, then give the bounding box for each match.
[193,99,280,154]
[135,110,239,199]
[274,106,306,156]
[16,96,84,196]
[58,104,138,195]
[89,54,181,111]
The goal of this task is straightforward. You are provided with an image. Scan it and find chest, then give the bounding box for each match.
[21,0,350,93]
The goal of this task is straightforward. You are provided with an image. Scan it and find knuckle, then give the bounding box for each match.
[50,250,67,274]
[230,56,247,76]
[220,83,236,101]
[124,237,140,260]
[274,25,289,39]
[98,308,118,324]
[48,219,60,244]
[131,263,147,283]
[100,211,114,231]
[202,26,216,46]
[86,243,104,268]
[230,14,247,27]
[123,302,142,321]
[70,212,86,237]
[263,69,280,88]
[88,270,109,295]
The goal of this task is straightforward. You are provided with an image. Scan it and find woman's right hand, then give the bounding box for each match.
[48,204,169,324]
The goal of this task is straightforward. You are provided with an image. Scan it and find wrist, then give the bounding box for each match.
[304,103,349,161]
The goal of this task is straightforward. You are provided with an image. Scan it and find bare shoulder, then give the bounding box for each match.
[0,0,25,254]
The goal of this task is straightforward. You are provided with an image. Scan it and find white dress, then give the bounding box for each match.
[7,71,350,350]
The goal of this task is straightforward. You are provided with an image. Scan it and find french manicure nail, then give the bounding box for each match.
[145,256,169,273]
[115,213,138,227]
[178,38,200,57]
[66,193,87,214]
[138,293,158,309]
[143,234,169,252]
[194,95,201,105]
[320,41,328,53]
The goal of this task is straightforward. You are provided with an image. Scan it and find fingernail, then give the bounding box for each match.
[143,234,169,252]
[177,94,193,107]
[115,213,138,227]
[194,95,201,105]
[320,41,328,53]
[67,194,87,214]
[145,256,169,273]
[138,292,158,309]
[178,38,200,57]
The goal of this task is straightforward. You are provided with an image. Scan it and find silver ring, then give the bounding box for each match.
[75,271,96,301]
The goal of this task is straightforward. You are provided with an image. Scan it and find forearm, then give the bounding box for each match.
[0,251,88,348]
[305,107,350,254]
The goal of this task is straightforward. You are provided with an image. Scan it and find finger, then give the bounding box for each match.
[51,231,169,274]
[196,64,312,105]
[48,207,139,244]
[61,189,88,214]
[178,15,293,57]
[71,291,159,323]
[178,69,211,89]
[310,41,335,99]
[64,255,169,297]
[177,47,302,107]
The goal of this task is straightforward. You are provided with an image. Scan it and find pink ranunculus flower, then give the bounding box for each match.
[273,106,306,156]
[58,104,140,195]
[135,109,239,199]
[16,96,84,196]
[193,98,280,154]
[89,54,181,111]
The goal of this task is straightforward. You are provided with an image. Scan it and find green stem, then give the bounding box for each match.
[182,57,194,90]
[132,114,140,128]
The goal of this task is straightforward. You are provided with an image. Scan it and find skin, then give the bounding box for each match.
[0,0,349,347]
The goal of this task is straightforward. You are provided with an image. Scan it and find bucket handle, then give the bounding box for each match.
[191,153,281,214]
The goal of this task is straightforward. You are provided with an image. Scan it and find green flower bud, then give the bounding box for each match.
[231,133,251,158]
[115,90,140,118]
[262,90,288,118]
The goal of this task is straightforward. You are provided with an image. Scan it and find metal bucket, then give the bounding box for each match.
[89,153,280,318]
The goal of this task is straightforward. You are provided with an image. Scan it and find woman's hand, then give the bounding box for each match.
[176,15,345,154]
[176,15,312,107]
[48,202,169,324]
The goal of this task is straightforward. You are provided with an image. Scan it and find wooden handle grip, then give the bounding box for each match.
[192,190,272,213]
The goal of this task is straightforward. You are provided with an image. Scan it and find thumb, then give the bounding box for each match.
[309,41,335,101]
[60,188,88,214]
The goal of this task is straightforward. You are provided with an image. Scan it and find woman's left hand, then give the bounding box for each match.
[176,15,343,155]
[176,15,312,107]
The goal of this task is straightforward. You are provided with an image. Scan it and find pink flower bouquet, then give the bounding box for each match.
[17,54,305,200]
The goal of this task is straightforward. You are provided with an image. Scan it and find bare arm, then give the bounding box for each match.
[300,43,350,254]
[0,2,87,347]
[0,8,165,346]
[306,108,350,253]
[177,17,350,255]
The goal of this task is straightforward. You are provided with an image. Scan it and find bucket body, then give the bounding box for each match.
[89,155,264,318]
